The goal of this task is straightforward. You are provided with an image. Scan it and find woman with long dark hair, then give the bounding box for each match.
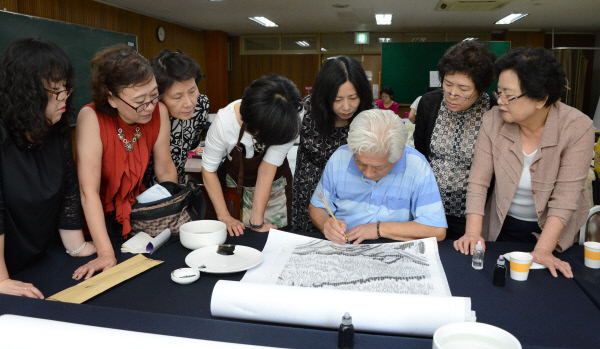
[292,56,374,232]
[0,37,96,298]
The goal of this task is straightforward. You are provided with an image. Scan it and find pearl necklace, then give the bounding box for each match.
[117,126,141,152]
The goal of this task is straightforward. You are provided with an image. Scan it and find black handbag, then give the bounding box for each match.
[130,181,206,237]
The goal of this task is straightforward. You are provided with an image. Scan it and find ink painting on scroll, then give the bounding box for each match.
[242,230,451,297]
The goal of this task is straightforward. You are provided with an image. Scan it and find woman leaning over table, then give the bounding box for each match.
[74,45,177,280]
[201,74,301,236]
[0,37,96,297]
[143,49,209,187]
[291,56,375,232]
[414,41,497,239]
[454,47,594,278]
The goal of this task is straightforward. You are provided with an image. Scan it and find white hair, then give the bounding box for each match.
[347,109,407,163]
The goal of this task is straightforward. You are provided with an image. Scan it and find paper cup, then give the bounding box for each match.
[433,322,521,349]
[509,252,533,281]
[584,241,600,269]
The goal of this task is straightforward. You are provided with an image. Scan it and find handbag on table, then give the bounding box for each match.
[130,181,206,237]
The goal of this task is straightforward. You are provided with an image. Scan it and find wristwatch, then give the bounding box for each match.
[250,220,264,230]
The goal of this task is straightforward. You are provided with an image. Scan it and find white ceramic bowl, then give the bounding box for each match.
[179,220,227,250]
[433,322,521,349]
[171,268,200,284]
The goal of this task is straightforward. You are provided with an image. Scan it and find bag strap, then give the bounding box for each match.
[186,179,206,220]
[235,123,246,197]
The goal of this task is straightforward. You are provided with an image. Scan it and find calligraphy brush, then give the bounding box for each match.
[318,192,348,243]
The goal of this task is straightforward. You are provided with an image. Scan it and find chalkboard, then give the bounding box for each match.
[381,42,511,104]
[0,11,138,124]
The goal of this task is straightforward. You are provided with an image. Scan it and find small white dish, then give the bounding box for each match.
[503,252,546,269]
[171,268,200,284]
[185,245,263,274]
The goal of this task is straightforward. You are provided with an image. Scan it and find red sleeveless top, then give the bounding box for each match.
[86,103,161,235]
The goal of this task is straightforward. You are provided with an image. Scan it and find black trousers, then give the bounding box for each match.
[497,215,541,243]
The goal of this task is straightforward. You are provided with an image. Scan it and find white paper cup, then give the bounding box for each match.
[433,322,521,349]
[584,241,600,269]
[509,252,533,281]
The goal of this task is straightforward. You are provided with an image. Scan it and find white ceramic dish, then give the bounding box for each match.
[185,245,263,274]
[503,252,545,269]
[171,268,200,284]
[179,220,227,250]
[433,322,521,349]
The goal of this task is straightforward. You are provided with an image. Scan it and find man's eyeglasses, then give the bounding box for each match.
[115,93,163,113]
[441,87,476,102]
[493,90,525,105]
[45,87,73,100]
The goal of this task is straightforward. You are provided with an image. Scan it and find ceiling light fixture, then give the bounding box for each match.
[495,13,528,25]
[249,16,279,27]
[379,38,392,43]
[296,41,310,47]
[375,14,392,25]
[462,37,477,41]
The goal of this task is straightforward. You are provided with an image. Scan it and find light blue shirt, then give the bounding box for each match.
[310,145,447,230]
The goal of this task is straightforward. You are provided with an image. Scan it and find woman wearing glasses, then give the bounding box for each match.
[0,37,96,298]
[143,49,209,186]
[455,47,593,278]
[74,45,177,279]
[414,41,497,239]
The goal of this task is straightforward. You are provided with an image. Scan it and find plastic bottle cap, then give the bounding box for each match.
[497,255,505,265]
[475,241,483,250]
[341,312,352,325]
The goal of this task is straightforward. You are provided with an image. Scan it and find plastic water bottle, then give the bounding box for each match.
[472,241,484,270]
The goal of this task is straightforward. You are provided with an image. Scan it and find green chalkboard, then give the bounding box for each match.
[381,42,510,104]
[0,11,138,124]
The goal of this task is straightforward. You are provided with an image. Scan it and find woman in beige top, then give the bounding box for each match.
[454,47,594,278]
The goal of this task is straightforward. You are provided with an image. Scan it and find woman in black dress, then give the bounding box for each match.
[0,37,96,298]
[291,56,374,232]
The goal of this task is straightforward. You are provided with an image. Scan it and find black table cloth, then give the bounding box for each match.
[2,230,599,348]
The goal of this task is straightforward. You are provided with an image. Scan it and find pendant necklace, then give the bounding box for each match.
[118,126,142,152]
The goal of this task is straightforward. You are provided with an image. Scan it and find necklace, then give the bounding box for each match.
[117,126,142,152]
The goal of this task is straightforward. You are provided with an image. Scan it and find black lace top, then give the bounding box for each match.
[0,124,82,274]
[144,94,209,186]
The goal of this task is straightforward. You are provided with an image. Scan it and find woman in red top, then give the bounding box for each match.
[375,87,400,115]
[74,45,177,279]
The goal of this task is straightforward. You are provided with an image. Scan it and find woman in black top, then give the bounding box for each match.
[413,41,496,239]
[291,56,374,232]
[143,49,209,186]
[0,37,96,298]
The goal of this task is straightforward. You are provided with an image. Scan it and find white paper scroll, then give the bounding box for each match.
[121,228,171,254]
[211,280,475,337]
[0,315,281,348]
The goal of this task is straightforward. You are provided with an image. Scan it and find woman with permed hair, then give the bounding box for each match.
[73,45,177,279]
[292,56,375,232]
[414,41,497,239]
[0,37,96,298]
[201,74,301,236]
[455,47,593,278]
[143,49,209,187]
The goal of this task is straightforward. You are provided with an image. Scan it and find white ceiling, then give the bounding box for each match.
[95,0,600,36]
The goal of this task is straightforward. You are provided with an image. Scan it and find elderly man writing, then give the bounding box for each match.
[308,109,447,245]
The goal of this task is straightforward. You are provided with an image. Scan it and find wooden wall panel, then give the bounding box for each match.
[228,39,319,102]
[6,0,207,94]
[205,30,229,112]
[505,31,545,48]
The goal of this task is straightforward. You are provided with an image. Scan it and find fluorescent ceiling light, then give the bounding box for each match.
[375,14,392,25]
[249,17,279,27]
[296,41,310,47]
[379,38,392,43]
[495,13,528,25]
[463,37,477,41]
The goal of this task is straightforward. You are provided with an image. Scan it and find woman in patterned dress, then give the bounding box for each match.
[292,56,374,232]
[143,49,209,186]
[413,41,497,239]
